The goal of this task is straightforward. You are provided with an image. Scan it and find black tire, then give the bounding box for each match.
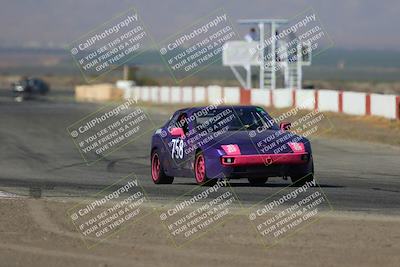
[290,157,314,186]
[248,177,268,186]
[151,150,174,184]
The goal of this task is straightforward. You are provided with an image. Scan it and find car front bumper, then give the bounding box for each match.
[221,152,309,166]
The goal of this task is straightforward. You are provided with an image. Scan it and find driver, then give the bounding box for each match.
[177,113,189,135]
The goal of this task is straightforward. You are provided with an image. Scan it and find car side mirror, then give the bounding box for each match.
[280,122,291,131]
[170,127,185,137]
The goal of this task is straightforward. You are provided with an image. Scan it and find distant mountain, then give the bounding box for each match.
[0,47,399,82]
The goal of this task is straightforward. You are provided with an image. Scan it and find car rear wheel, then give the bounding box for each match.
[151,150,174,184]
[248,177,268,186]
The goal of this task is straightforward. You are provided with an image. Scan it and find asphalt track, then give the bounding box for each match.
[1,93,399,215]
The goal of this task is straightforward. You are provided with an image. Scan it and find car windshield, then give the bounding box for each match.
[194,107,279,131]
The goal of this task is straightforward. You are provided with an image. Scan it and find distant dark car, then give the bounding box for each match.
[12,77,50,100]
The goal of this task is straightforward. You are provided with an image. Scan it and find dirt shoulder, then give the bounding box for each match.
[0,197,399,267]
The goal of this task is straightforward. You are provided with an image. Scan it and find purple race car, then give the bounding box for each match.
[151,105,314,186]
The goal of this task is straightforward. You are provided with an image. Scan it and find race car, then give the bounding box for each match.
[150,105,314,186]
[11,77,50,101]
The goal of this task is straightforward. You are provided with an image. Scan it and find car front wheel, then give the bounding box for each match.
[151,150,174,184]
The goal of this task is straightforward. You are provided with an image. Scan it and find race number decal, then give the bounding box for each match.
[171,138,184,159]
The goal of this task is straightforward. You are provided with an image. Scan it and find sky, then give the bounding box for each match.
[0,0,398,50]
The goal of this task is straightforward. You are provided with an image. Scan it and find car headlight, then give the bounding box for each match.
[221,144,241,155]
[288,142,305,153]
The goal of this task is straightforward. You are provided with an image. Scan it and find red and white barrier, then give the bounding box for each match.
[182,86,193,103]
[318,89,339,112]
[224,87,240,104]
[207,85,223,104]
[170,87,181,103]
[273,88,293,108]
[160,86,170,104]
[150,86,158,103]
[342,91,367,116]
[250,89,271,107]
[141,86,150,102]
[295,89,316,110]
[193,86,206,103]
[370,93,398,119]
[117,81,399,120]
